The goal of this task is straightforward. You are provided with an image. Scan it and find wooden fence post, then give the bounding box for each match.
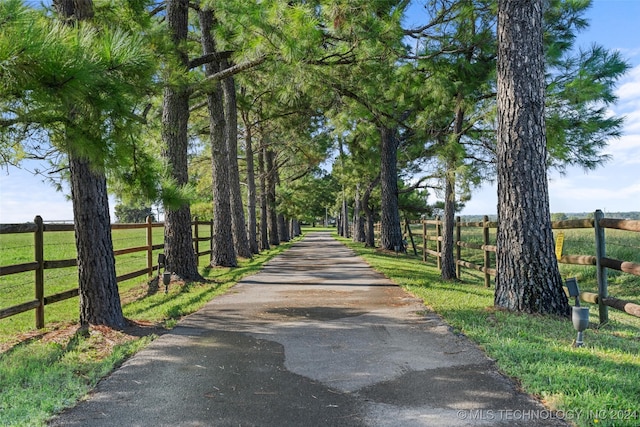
[193,216,199,266]
[146,216,153,278]
[210,218,214,259]
[594,209,609,324]
[455,216,461,278]
[422,221,427,262]
[483,215,490,288]
[34,215,44,329]
[435,216,442,271]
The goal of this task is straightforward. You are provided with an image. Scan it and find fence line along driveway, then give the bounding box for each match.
[50,232,566,427]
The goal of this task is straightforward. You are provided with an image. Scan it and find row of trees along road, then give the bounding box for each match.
[0,0,627,326]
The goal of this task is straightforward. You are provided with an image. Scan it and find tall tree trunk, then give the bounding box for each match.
[221,61,252,258]
[379,126,402,251]
[242,111,260,254]
[199,10,236,267]
[70,157,125,328]
[162,0,201,280]
[495,0,569,316]
[278,214,289,242]
[353,184,365,243]
[341,195,349,238]
[265,148,279,246]
[362,175,379,248]
[289,218,300,238]
[55,0,125,328]
[441,96,464,280]
[258,138,269,251]
[440,162,457,279]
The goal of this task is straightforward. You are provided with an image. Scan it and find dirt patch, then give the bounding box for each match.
[0,319,167,355]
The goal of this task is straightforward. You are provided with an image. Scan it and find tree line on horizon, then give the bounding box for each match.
[0,0,628,327]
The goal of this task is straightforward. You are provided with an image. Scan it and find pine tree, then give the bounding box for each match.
[162,0,202,279]
[495,0,570,316]
[1,0,156,327]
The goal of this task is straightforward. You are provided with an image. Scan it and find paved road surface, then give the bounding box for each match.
[50,232,566,426]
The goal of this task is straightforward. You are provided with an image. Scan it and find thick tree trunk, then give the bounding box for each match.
[495,0,569,316]
[221,62,252,259]
[441,97,464,281]
[353,184,366,243]
[341,196,349,238]
[70,156,125,328]
[56,0,125,328]
[440,163,457,280]
[162,0,201,280]
[289,218,300,238]
[265,148,280,246]
[53,0,94,20]
[278,214,289,242]
[258,141,269,251]
[162,82,201,278]
[243,115,260,254]
[362,175,379,248]
[199,10,237,267]
[379,126,402,251]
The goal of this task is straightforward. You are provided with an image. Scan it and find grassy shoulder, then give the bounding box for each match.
[0,237,299,427]
[337,235,640,427]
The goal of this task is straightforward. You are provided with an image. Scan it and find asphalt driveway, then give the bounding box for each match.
[49,231,566,426]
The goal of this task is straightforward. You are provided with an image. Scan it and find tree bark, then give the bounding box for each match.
[221,60,252,258]
[353,184,366,243]
[278,213,290,242]
[55,0,125,328]
[341,196,349,238]
[362,175,380,248]
[441,96,464,281]
[242,112,260,254]
[258,138,269,251]
[199,10,237,267]
[495,0,569,316]
[70,157,125,328]
[161,0,201,280]
[289,218,300,238]
[379,126,403,250]
[265,148,280,246]
[53,0,94,20]
[440,162,457,280]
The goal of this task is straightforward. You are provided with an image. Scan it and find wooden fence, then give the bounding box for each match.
[0,216,213,329]
[420,210,640,324]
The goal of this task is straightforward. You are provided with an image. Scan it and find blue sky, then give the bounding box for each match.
[1,0,639,223]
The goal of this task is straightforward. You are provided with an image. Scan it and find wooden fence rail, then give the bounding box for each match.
[420,210,640,324]
[0,216,213,329]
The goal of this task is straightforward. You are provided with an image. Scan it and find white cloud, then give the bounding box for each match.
[616,72,640,104]
[548,171,640,213]
[603,133,640,164]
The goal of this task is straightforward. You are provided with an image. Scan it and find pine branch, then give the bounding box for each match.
[188,51,233,69]
[402,2,458,38]
[203,55,267,83]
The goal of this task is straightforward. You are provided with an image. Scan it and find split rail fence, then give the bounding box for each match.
[420,209,639,324]
[0,216,213,329]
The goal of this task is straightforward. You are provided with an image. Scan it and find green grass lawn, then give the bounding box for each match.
[339,234,639,427]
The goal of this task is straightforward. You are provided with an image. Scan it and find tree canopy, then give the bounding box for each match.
[0,0,629,319]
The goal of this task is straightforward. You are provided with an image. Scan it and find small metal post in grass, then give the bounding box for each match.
[566,277,589,347]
